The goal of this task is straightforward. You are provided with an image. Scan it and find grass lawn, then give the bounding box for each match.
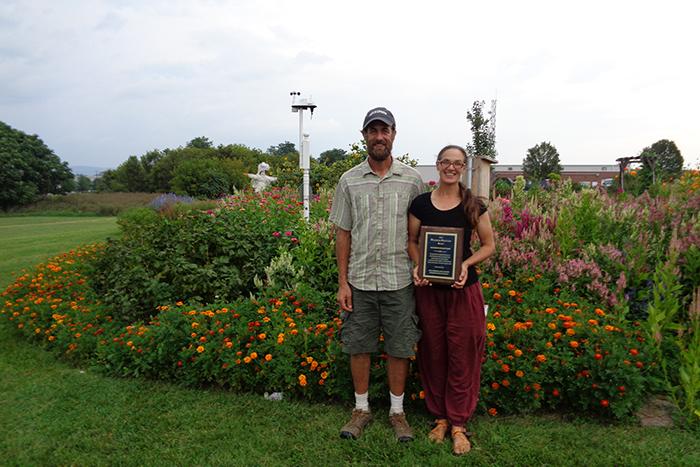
[0,216,119,289]
[1,216,698,465]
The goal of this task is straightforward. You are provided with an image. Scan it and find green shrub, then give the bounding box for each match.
[87,188,307,325]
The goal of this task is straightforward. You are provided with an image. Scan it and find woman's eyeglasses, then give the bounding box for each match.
[438,160,466,169]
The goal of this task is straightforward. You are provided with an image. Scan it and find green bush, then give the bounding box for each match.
[87,188,307,325]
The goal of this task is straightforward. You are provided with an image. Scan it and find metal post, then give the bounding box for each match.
[301,134,310,220]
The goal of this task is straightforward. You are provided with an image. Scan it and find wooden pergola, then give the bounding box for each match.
[615,156,642,192]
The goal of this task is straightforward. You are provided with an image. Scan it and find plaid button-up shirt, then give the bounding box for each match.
[329,158,424,291]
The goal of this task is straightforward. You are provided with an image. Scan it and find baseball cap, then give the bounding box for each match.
[362,107,395,131]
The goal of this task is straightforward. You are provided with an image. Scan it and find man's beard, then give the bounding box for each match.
[368,141,392,161]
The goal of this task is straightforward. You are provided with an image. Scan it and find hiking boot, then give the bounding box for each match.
[340,409,372,439]
[389,412,414,442]
[428,418,449,443]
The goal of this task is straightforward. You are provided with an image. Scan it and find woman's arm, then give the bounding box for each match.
[453,211,496,288]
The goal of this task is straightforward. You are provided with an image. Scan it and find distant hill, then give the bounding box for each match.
[71,165,111,177]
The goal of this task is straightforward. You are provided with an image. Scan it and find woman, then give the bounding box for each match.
[408,145,495,455]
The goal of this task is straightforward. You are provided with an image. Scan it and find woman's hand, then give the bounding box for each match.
[452,262,469,289]
[413,265,431,287]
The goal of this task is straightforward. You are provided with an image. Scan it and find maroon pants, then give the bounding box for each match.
[415,281,486,427]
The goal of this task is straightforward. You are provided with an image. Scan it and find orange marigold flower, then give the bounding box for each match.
[196,345,205,353]
[566,329,576,336]
[548,322,557,330]
[419,391,425,399]
[250,352,258,359]
[265,354,272,361]
[536,354,547,363]
[514,349,523,357]
[493,293,502,300]
[553,332,562,340]
[298,374,307,386]
[508,290,516,297]
[243,356,251,363]
[258,333,266,340]
[595,308,606,316]
[501,379,510,387]
[488,408,498,416]
[491,382,500,390]
[501,364,510,373]
[604,325,615,332]
[191,322,199,328]
[487,322,496,331]
[199,336,207,343]
[225,341,233,349]
[515,370,524,378]
[569,341,579,348]
[588,319,598,326]
[532,383,541,391]
[321,371,328,379]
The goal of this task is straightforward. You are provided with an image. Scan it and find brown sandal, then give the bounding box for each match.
[428,419,449,443]
[451,426,471,455]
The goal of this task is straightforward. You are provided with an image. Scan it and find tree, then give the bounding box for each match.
[117,156,148,192]
[171,158,232,198]
[76,175,93,192]
[522,141,562,183]
[466,100,497,159]
[640,139,683,186]
[187,136,214,149]
[318,148,347,165]
[0,121,74,210]
[267,141,297,156]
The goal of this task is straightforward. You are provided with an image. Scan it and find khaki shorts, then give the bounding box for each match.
[340,284,420,358]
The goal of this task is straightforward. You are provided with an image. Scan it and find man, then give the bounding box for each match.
[329,107,424,442]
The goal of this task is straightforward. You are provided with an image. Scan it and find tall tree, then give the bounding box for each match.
[0,121,74,210]
[522,141,562,183]
[466,100,497,159]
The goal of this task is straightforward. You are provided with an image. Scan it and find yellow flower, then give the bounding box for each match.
[197,345,205,353]
[487,322,496,331]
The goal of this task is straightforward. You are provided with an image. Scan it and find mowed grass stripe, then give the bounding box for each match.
[0,216,118,289]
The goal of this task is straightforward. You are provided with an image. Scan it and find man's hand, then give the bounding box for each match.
[337,282,353,311]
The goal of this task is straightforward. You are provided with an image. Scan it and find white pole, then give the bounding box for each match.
[302,134,310,221]
[466,153,474,189]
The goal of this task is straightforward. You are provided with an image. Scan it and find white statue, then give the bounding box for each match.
[247,162,278,193]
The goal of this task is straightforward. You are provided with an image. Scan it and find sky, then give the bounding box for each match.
[1,0,699,170]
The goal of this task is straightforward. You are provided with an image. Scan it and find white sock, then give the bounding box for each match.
[389,391,404,415]
[355,392,369,412]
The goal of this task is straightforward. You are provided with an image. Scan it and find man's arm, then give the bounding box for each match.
[335,227,353,311]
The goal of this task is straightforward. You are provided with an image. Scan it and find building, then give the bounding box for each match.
[491,164,618,187]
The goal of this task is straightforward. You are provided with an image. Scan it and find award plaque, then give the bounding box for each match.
[418,226,464,285]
